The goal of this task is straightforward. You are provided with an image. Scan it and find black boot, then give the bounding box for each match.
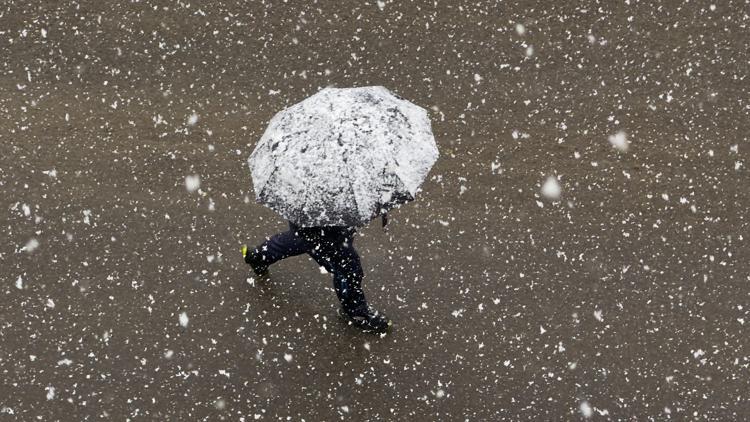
[242,245,269,276]
[339,306,392,334]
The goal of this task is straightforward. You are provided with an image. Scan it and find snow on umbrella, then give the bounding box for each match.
[249,86,439,227]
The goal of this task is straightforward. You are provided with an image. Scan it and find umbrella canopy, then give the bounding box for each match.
[249,86,438,227]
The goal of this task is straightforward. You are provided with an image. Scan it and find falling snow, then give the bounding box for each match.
[541,176,562,200]
[187,113,199,126]
[1,0,747,420]
[580,401,593,418]
[608,130,630,152]
[185,175,201,193]
[178,312,189,328]
[20,238,39,253]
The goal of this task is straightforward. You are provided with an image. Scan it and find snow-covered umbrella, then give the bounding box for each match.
[249,86,438,227]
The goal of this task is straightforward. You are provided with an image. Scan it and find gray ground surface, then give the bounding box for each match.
[1,1,748,420]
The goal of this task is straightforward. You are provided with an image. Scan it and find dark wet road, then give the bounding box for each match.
[1,1,748,420]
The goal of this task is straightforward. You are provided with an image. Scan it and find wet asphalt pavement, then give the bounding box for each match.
[1,0,749,420]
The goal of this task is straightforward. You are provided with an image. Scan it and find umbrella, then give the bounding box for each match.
[248,86,438,227]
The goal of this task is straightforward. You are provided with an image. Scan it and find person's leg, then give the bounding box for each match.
[310,239,391,332]
[308,234,367,314]
[247,226,311,272]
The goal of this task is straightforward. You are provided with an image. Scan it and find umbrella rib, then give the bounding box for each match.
[346,166,365,226]
[256,165,278,200]
[391,160,416,197]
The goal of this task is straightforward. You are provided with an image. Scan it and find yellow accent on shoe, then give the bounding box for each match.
[241,245,248,258]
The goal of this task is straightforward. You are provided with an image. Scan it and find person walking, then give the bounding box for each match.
[245,86,438,335]
[243,220,391,333]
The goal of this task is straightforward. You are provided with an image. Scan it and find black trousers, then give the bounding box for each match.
[251,223,367,313]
